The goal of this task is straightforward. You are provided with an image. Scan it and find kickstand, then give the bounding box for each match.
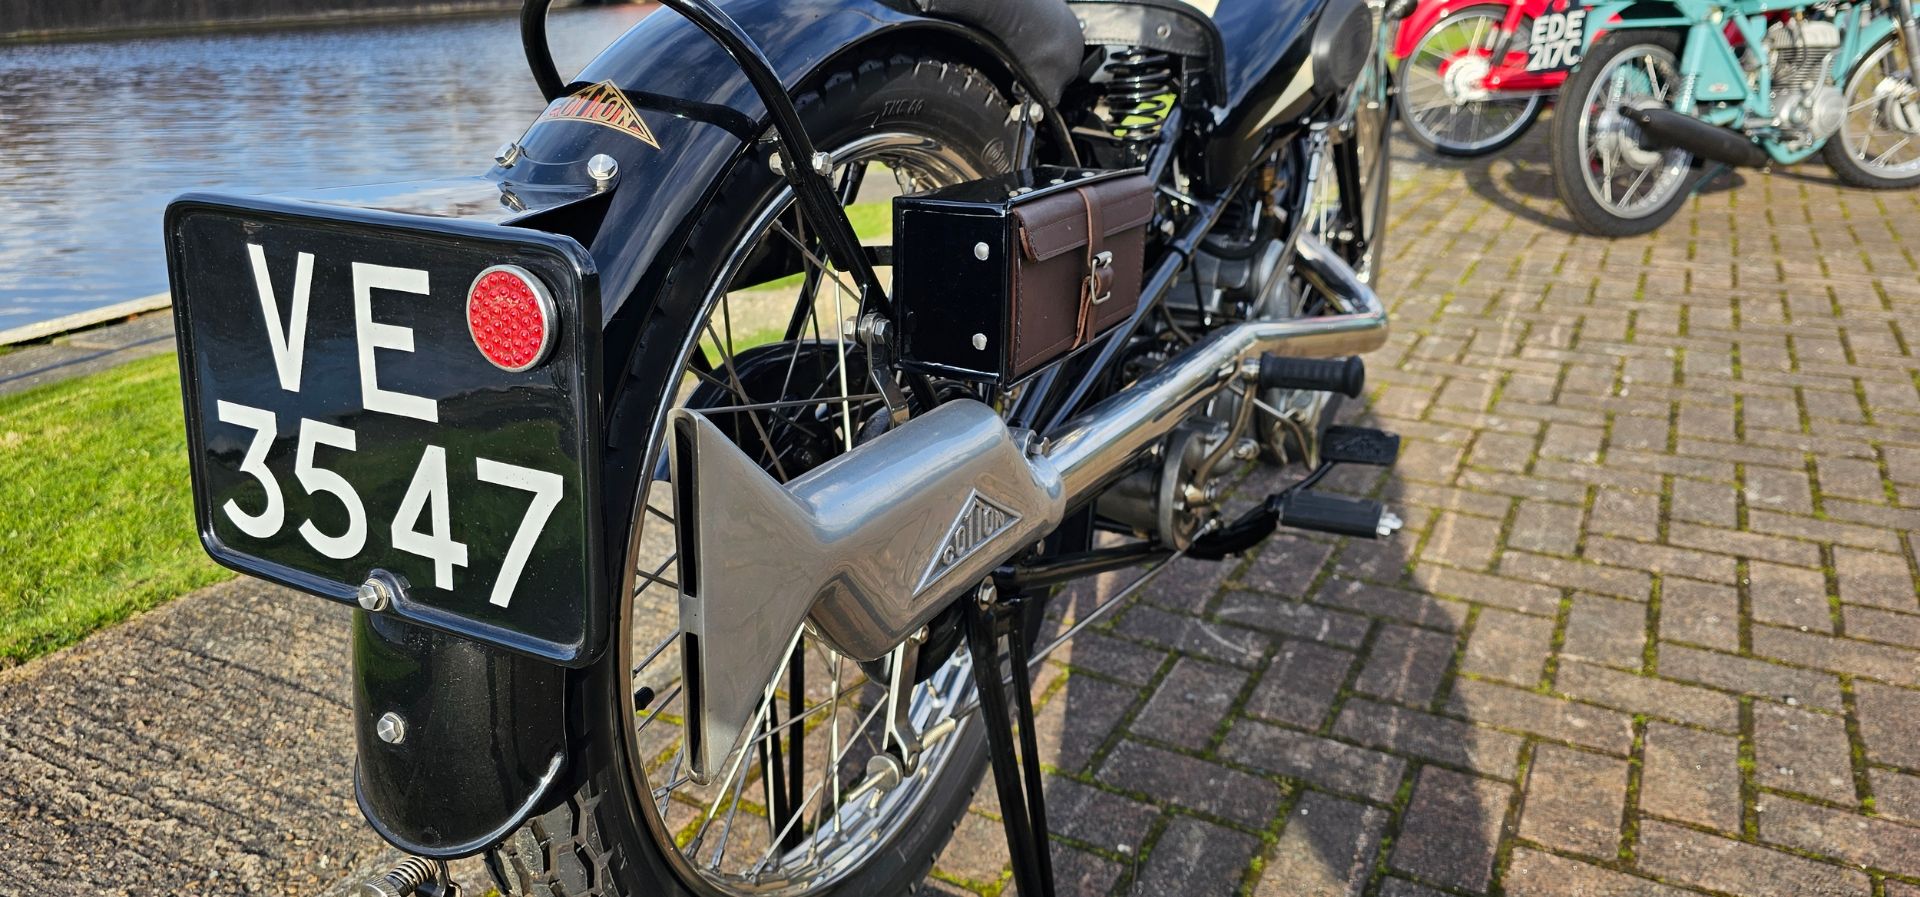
[963,589,1056,897]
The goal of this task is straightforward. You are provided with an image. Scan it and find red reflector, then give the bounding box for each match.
[467,265,557,372]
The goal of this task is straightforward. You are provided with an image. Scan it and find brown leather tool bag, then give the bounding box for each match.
[892,167,1154,385]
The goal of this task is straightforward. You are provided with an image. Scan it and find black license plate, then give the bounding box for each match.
[166,195,604,665]
[1524,8,1589,73]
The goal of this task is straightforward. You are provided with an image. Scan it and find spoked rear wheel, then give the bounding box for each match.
[1396,5,1544,156]
[488,55,1020,897]
[1549,30,1694,236]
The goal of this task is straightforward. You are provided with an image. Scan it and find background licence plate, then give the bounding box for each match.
[1524,8,1589,73]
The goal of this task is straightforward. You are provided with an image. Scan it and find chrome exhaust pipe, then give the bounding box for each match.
[1044,235,1388,499]
[674,235,1386,779]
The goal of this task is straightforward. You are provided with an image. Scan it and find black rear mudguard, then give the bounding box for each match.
[351,0,1058,859]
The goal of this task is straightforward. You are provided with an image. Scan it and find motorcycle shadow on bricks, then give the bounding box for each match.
[926,403,1515,896]
[1412,117,1746,235]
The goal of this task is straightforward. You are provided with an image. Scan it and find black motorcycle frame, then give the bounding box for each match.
[302,0,1383,860]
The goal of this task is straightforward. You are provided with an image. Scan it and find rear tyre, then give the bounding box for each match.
[1395,5,1545,157]
[1549,30,1694,236]
[1824,34,1920,188]
[490,54,1020,897]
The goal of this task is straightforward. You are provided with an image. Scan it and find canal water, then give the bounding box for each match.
[0,5,654,332]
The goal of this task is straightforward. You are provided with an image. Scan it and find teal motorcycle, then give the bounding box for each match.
[1532,0,1920,233]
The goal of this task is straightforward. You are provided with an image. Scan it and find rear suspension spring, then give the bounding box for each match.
[1100,47,1176,144]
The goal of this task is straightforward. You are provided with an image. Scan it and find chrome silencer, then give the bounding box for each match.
[672,234,1386,781]
[671,400,1066,780]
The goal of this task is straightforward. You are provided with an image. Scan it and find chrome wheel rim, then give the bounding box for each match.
[616,132,991,895]
[1576,43,1692,218]
[1840,39,1920,176]
[1399,10,1543,152]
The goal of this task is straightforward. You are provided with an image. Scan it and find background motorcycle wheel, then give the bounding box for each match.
[487,52,1024,897]
[1549,29,1694,236]
[1395,5,1545,157]
[1824,34,1920,188]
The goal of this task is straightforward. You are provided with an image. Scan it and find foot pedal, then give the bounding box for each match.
[1257,355,1366,398]
[1320,425,1400,467]
[1281,491,1403,539]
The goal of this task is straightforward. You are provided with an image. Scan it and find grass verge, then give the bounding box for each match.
[0,202,893,667]
[0,352,231,666]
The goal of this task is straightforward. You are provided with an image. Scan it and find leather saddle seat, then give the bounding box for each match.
[913,0,1229,108]
[911,0,1088,105]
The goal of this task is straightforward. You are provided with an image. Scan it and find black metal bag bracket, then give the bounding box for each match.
[963,592,1057,897]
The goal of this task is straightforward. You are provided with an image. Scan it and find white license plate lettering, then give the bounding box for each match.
[1525,10,1586,71]
[216,399,286,538]
[247,244,314,393]
[476,458,566,608]
[351,261,440,423]
[211,241,568,608]
[294,418,367,559]
[392,444,470,590]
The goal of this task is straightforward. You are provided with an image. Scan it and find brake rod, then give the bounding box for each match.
[951,544,1191,720]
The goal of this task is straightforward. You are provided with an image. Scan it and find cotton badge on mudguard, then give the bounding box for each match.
[535,80,661,148]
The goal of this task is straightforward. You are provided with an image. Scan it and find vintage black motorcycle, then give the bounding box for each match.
[164,0,1404,894]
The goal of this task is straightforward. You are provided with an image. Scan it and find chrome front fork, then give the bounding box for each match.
[1893,0,1920,95]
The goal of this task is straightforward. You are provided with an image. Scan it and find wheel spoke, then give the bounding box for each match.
[1872,135,1912,166]
[769,219,862,302]
[1621,161,1654,205]
[634,626,680,675]
[701,319,792,481]
[634,552,680,596]
[751,774,829,874]
[626,138,991,890]
[638,684,685,735]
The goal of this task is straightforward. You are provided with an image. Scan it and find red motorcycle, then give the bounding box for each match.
[1391,0,1587,155]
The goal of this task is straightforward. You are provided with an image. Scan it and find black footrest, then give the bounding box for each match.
[1282,491,1401,539]
[1257,355,1365,398]
[1320,425,1401,467]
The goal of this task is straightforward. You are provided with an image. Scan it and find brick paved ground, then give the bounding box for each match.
[924,125,1920,896]
[4,120,1918,896]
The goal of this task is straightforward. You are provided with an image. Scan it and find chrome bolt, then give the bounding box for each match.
[973,242,990,260]
[376,712,408,745]
[493,141,520,168]
[587,153,619,185]
[856,312,890,345]
[356,576,394,612]
[809,151,833,177]
[971,332,988,351]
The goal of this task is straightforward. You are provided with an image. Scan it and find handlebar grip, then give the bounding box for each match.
[1256,355,1366,398]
